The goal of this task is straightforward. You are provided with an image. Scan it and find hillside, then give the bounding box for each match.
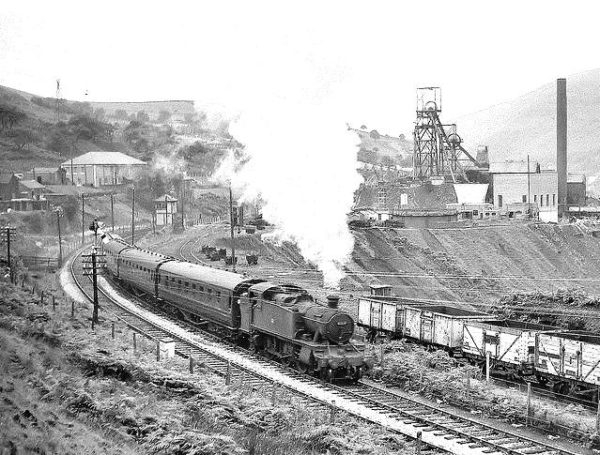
[455,68,600,193]
[88,100,195,120]
[0,84,229,177]
[353,127,412,166]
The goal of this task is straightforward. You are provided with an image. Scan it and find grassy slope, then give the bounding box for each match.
[0,280,417,455]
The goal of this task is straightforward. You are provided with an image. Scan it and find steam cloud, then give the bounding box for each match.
[214,102,361,288]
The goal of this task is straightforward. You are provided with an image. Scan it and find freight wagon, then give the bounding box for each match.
[357,290,492,352]
[536,331,600,395]
[462,320,556,377]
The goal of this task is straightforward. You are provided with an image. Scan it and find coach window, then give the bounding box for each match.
[216,291,221,300]
[185,282,189,287]
[192,284,196,290]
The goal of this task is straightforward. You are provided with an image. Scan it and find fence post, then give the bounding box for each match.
[415,431,422,455]
[111,322,115,339]
[330,401,336,423]
[486,351,490,382]
[526,382,532,426]
[465,370,470,395]
[71,300,75,318]
[156,341,160,361]
[596,386,600,433]
[52,295,56,311]
[226,361,231,385]
[40,291,44,304]
[189,356,194,374]
[133,332,137,352]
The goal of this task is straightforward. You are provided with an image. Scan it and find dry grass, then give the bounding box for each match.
[371,341,600,447]
[0,279,428,454]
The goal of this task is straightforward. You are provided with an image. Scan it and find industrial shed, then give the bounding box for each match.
[61,151,146,187]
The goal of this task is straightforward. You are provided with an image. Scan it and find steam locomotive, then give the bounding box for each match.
[101,233,370,380]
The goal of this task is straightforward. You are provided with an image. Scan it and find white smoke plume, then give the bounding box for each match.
[152,151,186,176]
[214,102,361,288]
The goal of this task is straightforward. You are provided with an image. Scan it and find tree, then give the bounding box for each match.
[47,131,72,156]
[114,109,128,120]
[124,120,150,152]
[68,115,105,143]
[93,107,106,121]
[157,110,171,123]
[12,128,37,152]
[136,110,150,123]
[183,112,196,124]
[0,105,26,130]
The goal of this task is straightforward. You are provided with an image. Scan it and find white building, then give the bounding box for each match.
[154,194,178,226]
[489,161,558,223]
[62,151,146,187]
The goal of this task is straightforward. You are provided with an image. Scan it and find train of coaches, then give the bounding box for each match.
[100,232,600,397]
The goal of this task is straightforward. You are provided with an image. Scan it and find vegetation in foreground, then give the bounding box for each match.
[369,341,599,450]
[0,278,424,454]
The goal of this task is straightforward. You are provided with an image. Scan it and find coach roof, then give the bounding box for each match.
[159,260,247,291]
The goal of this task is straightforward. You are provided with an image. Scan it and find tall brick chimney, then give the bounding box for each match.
[557,78,567,218]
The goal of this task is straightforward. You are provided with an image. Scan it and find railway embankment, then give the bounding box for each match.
[0,277,419,455]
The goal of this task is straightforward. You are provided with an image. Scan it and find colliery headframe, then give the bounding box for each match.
[412,87,489,183]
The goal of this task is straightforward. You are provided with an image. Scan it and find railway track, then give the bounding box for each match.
[65,239,585,455]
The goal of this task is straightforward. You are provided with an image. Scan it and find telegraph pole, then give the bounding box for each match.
[2,227,17,283]
[131,187,135,244]
[83,222,105,329]
[229,185,236,272]
[181,178,185,230]
[56,210,63,267]
[527,155,532,220]
[110,193,115,232]
[164,194,168,226]
[91,247,98,326]
[81,194,85,244]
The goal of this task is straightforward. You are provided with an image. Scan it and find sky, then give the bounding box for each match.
[1,0,600,134]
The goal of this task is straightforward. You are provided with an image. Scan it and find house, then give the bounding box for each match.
[26,167,66,185]
[489,161,558,223]
[18,180,46,200]
[61,151,146,187]
[154,194,178,226]
[0,173,20,200]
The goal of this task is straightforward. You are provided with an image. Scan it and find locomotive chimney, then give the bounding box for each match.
[557,78,567,218]
[327,295,340,309]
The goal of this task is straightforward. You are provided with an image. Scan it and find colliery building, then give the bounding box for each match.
[489,161,559,223]
[61,151,146,187]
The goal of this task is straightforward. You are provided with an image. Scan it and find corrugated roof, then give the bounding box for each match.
[19,180,45,189]
[61,151,146,166]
